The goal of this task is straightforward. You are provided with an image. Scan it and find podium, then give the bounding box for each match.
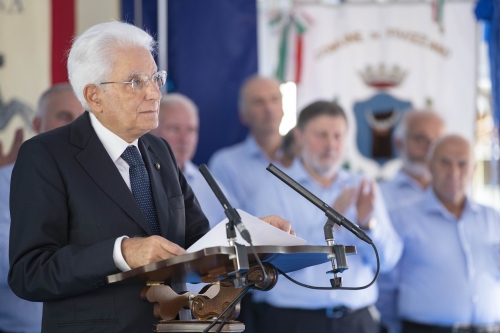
[107,245,356,332]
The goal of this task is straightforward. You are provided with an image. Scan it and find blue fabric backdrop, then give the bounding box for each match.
[475,0,500,127]
[122,0,257,165]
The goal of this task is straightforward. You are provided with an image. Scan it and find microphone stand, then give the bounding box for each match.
[198,164,250,288]
[267,163,373,288]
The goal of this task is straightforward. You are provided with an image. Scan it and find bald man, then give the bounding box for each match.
[0,83,84,333]
[207,76,285,332]
[380,135,500,333]
[152,93,226,226]
[208,75,284,212]
[379,111,445,209]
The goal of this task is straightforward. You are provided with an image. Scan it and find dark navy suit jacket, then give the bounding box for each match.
[8,112,210,332]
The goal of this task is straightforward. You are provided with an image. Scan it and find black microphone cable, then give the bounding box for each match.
[277,241,380,290]
[202,285,251,333]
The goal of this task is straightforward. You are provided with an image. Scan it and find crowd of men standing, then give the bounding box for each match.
[1,21,499,333]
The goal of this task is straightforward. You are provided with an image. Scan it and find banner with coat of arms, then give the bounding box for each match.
[258,1,477,179]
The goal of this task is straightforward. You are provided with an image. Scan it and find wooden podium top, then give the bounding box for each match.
[107,245,356,285]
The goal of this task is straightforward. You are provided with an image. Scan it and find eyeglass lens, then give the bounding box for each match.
[132,71,167,91]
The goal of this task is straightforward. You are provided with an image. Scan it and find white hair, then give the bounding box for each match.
[426,133,474,164]
[67,21,156,110]
[160,93,199,117]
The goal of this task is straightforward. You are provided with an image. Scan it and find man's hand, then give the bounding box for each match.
[0,128,23,167]
[356,180,376,228]
[122,236,186,269]
[260,215,296,236]
[333,187,357,215]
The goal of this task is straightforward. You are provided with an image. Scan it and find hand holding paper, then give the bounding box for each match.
[260,215,296,236]
[187,210,305,253]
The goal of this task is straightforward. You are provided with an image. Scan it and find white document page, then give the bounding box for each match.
[187,209,306,253]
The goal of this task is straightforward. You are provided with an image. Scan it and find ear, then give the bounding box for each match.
[83,84,102,113]
[32,117,41,134]
[239,110,249,126]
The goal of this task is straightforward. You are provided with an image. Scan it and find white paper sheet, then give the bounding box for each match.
[187,209,306,253]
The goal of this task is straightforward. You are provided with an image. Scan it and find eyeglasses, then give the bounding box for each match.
[100,70,167,92]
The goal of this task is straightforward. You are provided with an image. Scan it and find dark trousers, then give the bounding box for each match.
[240,300,378,333]
[402,321,500,333]
[238,294,259,333]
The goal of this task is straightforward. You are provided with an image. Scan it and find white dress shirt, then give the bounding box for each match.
[89,112,140,272]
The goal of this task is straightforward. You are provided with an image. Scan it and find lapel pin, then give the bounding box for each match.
[155,163,161,170]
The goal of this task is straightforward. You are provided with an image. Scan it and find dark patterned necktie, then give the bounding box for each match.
[121,145,160,235]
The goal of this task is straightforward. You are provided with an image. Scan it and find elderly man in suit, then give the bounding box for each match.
[8,21,291,333]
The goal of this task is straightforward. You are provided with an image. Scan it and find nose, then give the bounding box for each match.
[326,134,338,150]
[449,162,461,179]
[145,80,162,101]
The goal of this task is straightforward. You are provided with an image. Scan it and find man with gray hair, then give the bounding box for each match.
[0,83,83,333]
[377,110,445,333]
[379,134,500,333]
[379,110,445,208]
[8,21,210,332]
[152,93,225,225]
[8,21,292,332]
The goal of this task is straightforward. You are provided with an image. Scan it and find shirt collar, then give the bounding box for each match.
[393,169,425,191]
[288,158,351,189]
[243,134,283,161]
[423,187,479,218]
[243,135,262,157]
[89,111,139,162]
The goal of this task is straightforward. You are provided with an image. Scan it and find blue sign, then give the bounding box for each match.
[353,92,412,165]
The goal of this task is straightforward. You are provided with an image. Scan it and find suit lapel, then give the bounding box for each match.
[139,137,170,237]
[71,113,152,235]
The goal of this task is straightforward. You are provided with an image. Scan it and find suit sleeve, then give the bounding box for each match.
[8,139,119,302]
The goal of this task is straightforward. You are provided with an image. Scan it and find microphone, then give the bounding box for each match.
[266,163,372,244]
[198,164,252,244]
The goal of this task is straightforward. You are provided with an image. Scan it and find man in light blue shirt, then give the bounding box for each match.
[0,83,84,333]
[152,93,227,227]
[382,134,500,333]
[379,110,445,209]
[208,76,284,212]
[247,101,403,333]
[377,111,445,332]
